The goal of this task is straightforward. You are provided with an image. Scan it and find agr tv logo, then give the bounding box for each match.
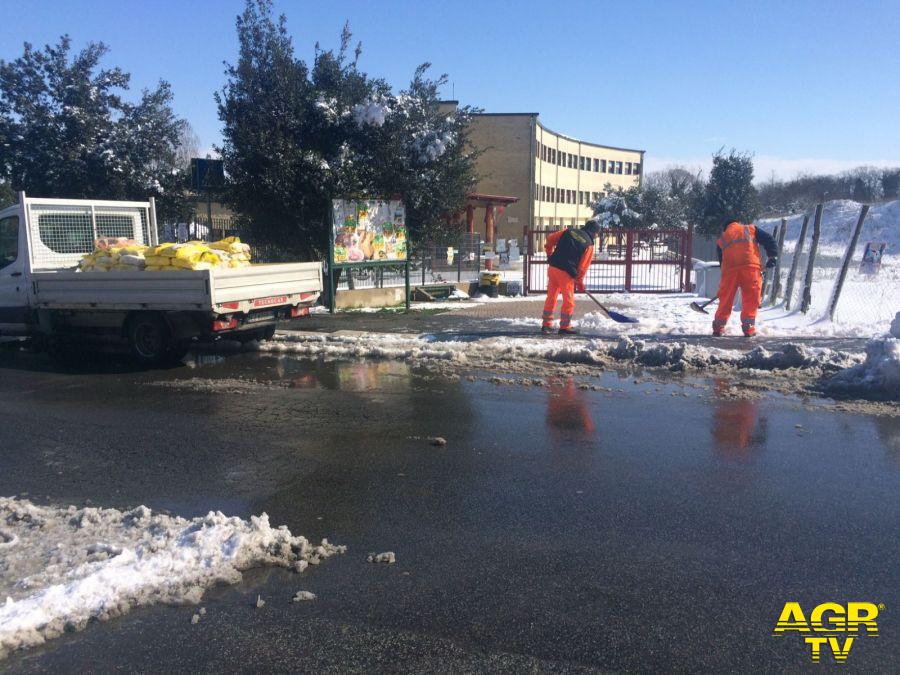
[773,601,883,663]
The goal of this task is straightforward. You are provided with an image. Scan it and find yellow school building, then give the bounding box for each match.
[442,101,644,243]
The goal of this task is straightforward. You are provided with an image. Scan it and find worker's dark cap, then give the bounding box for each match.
[583,219,601,236]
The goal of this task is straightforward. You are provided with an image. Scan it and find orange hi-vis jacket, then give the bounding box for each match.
[544,229,594,282]
[717,222,762,270]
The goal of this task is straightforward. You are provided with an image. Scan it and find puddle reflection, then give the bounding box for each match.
[711,379,768,460]
[545,377,596,440]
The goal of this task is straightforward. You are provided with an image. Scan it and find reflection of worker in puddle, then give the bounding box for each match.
[711,379,768,459]
[546,377,596,440]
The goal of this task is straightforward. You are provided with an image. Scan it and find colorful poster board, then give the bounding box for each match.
[859,242,886,276]
[331,199,407,264]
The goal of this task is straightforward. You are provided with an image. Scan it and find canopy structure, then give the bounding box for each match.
[464,193,519,270]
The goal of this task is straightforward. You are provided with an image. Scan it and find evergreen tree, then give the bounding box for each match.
[216,0,478,258]
[0,181,14,208]
[0,36,188,221]
[696,150,759,235]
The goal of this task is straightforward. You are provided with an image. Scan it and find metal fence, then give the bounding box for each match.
[333,235,483,291]
[764,203,898,328]
[525,227,692,294]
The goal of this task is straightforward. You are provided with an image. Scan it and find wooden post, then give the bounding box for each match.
[826,204,869,320]
[784,213,810,310]
[624,230,634,292]
[761,223,776,303]
[800,204,823,314]
[484,204,495,271]
[768,217,787,304]
[465,204,475,234]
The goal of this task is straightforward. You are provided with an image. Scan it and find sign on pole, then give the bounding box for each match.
[328,198,411,313]
[859,242,887,276]
[331,199,408,264]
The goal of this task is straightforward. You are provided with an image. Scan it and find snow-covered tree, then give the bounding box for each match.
[216,0,478,257]
[591,185,642,228]
[696,150,759,235]
[0,36,188,221]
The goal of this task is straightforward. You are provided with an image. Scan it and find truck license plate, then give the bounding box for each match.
[246,311,275,324]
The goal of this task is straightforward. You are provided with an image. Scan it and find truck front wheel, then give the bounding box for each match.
[128,313,181,365]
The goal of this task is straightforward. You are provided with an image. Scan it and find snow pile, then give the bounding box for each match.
[823,337,900,400]
[264,330,862,380]
[608,337,859,374]
[0,498,344,660]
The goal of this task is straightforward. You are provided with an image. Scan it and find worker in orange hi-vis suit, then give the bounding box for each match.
[713,220,778,337]
[542,219,601,335]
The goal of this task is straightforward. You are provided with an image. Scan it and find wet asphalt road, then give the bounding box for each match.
[0,348,898,673]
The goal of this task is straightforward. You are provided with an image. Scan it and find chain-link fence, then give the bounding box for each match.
[764,202,898,330]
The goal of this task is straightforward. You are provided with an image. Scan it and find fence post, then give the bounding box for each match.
[684,223,694,292]
[800,204,823,314]
[624,230,634,292]
[784,213,810,310]
[421,243,426,286]
[826,204,869,321]
[523,226,529,294]
[768,217,787,304]
[405,258,411,311]
[457,236,462,282]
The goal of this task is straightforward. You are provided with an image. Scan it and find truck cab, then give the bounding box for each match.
[0,205,30,335]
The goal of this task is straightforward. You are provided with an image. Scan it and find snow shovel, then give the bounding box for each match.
[583,289,639,324]
[689,295,718,314]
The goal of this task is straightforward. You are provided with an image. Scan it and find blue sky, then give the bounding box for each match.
[2,0,898,180]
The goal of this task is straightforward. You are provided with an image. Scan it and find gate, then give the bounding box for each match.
[524,227,693,294]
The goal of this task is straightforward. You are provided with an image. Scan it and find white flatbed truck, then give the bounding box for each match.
[0,193,321,363]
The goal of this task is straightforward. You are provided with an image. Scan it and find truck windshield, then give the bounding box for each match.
[0,215,18,268]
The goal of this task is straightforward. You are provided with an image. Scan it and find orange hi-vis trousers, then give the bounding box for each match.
[714,266,762,335]
[543,267,576,329]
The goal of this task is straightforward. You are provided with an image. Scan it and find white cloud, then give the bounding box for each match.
[645,154,900,183]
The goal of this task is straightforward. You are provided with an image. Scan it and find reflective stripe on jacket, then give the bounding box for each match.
[716,222,762,270]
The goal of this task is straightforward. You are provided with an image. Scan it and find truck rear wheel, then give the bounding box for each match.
[128,313,181,365]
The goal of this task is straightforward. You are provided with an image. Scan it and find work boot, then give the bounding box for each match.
[558,327,579,335]
[712,329,724,337]
[743,329,756,337]
[541,325,555,335]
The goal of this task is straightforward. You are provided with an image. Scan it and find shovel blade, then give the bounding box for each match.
[689,301,710,315]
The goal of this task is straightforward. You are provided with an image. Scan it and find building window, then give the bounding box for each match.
[625,162,632,175]
[600,159,606,173]
[593,158,599,172]
[633,163,641,175]
[568,190,574,204]
[616,161,622,174]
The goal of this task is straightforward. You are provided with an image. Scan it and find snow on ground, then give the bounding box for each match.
[264,329,865,381]
[491,293,891,339]
[759,199,900,253]
[0,499,344,660]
